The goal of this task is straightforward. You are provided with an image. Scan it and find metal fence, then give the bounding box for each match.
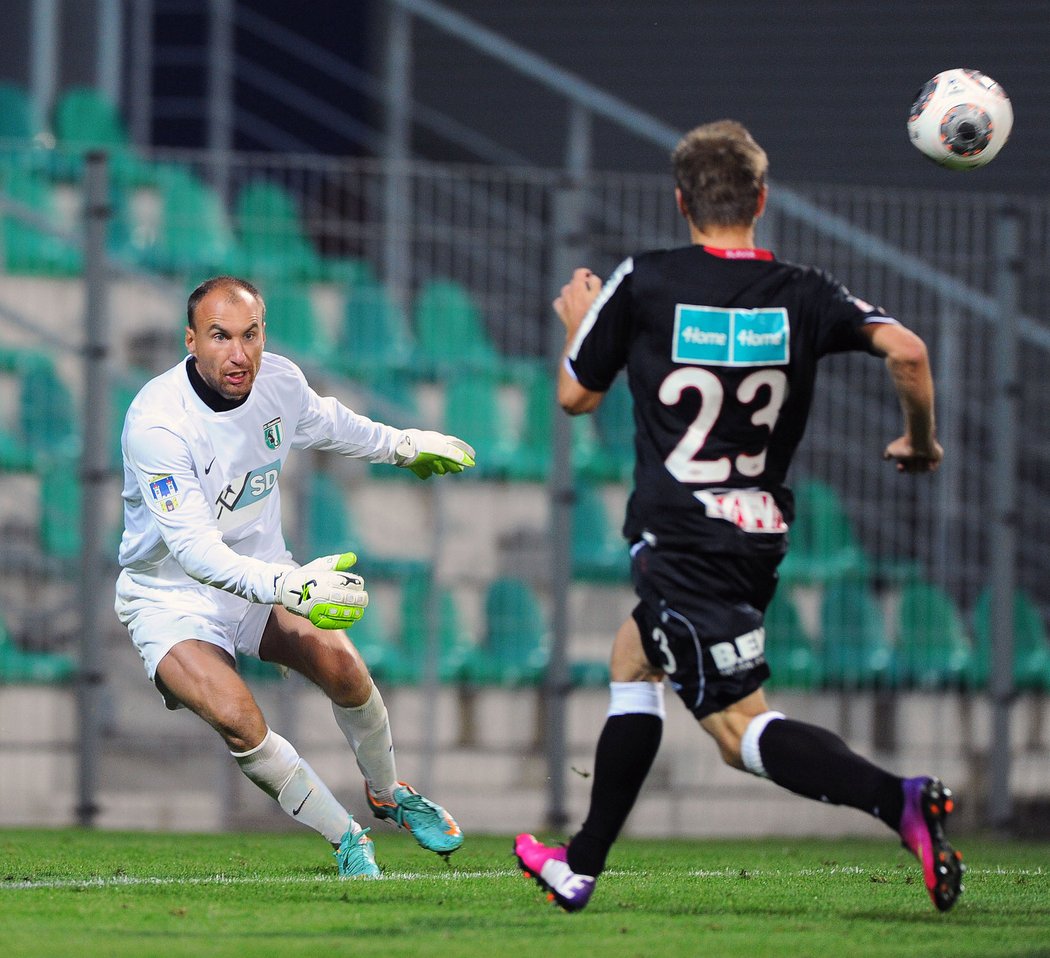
[0,145,1048,836]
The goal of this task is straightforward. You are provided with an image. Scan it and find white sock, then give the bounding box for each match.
[608,680,666,719]
[740,710,786,778]
[231,728,354,845]
[332,682,398,803]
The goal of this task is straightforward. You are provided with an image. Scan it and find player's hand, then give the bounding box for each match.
[882,436,944,473]
[553,267,602,333]
[275,552,368,629]
[395,429,476,479]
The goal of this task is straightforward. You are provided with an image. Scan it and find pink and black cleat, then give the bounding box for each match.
[513,833,596,913]
[899,776,965,911]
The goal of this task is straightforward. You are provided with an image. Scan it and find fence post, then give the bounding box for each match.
[76,151,113,828]
[382,1,413,308]
[207,0,234,205]
[987,207,1022,830]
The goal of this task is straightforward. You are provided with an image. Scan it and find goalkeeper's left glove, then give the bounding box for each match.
[395,429,476,479]
[274,552,368,629]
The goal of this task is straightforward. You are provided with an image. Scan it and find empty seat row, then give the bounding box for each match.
[241,571,607,689]
[765,580,1050,692]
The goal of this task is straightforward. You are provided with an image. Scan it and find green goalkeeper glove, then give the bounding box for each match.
[275,552,368,629]
[395,429,476,479]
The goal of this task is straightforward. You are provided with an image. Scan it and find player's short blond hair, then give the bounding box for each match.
[672,120,768,231]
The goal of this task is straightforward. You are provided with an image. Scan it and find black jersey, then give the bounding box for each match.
[567,245,891,555]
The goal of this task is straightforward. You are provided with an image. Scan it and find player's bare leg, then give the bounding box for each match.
[155,638,378,877]
[261,607,462,858]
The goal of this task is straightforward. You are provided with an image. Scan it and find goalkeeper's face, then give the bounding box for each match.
[186,286,266,400]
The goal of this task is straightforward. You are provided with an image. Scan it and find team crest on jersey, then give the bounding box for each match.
[148,474,180,512]
[673,305,790,366]
[263,417,283,449]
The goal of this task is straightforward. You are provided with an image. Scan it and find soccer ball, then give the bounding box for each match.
[907,68,1013,170]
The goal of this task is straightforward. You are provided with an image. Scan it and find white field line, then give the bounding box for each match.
[1,864,1042,891]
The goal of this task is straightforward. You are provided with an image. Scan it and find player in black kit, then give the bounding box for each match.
[515,120,964,913]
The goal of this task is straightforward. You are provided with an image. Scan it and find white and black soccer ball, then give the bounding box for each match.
[907,68,1013,170]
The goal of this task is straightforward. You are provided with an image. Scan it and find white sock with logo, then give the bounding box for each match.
[231,728,354,844]
[331,682,398,803]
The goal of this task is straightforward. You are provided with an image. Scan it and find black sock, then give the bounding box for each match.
[758,718,904,830]
[567,713,663,877]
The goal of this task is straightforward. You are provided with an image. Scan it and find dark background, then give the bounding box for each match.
[0,0,1043,191]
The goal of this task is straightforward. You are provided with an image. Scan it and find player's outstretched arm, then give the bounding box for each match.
[394,428,476,479]
[275,552,369,629]
[864,322,943,473]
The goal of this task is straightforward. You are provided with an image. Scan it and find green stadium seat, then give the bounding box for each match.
[0,349,78,471]
[344,601,402,683]
[779,479,868,584]
[337,262,416,380]
[386,570,473,684]
[300,471,428,582]
[234,179,329,282]
[19,355,79,464]
[972,588,1050,691]
[360,369,421,427]
[819,579,898,688]
[441,370,516,480]
[0,82,33,142]
[895,580,975,689]
[52,86,159,187]
[568,657,610,687]
[0,164,82,276]
[412,279,500,378]
[39,457,81,559]
[571,482,629,582]
[258,280,326,358]
[511,367,603,482]
[763,586,823,689]
[462,576,548,686]
[0,349,36,471]
[577,377,635,483]
[54,87,126,150]
[144,165,247,277]
[0,613,75,683]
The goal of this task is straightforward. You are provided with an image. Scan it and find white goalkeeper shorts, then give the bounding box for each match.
[115,568,273,694]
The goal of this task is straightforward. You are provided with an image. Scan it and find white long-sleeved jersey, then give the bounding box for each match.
[118,352,401,605]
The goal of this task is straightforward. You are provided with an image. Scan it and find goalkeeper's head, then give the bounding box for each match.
[672,120,769,234]
[185,276,267,401]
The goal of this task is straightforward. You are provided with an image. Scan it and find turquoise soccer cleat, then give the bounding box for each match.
[333,822,381,878]
[366,781,464,857]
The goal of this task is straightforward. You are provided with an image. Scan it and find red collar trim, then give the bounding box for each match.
[702,246,774,261]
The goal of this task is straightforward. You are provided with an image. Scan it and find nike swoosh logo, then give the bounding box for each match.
[292,788,314,816]
[204,457,216,475]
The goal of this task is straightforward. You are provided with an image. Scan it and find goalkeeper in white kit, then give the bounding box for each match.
[115,275,474,877]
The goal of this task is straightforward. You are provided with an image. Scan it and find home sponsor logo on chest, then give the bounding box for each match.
[673,305,789,367]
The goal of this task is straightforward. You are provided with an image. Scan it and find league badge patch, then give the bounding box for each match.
[148,474,180,512]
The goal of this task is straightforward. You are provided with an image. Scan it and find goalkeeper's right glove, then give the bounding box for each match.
[395,429,476,479]
[275,552,368,629]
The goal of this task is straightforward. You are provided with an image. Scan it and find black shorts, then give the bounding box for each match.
[630,543,781,720]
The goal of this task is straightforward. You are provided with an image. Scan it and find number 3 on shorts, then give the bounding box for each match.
[652,626,677,674]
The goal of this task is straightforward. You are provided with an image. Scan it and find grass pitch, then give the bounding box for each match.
[2,828,1047,958]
